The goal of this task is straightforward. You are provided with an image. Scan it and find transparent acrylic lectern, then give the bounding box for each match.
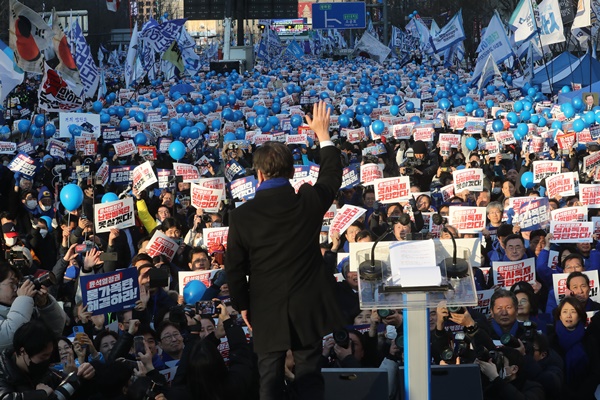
[350,240,478,400]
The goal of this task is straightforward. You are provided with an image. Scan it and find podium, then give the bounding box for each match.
[350,239,479,400]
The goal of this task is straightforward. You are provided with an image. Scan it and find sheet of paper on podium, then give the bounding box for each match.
[389,239,442,287]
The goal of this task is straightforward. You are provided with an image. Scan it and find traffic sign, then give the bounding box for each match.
[311,2,366,30]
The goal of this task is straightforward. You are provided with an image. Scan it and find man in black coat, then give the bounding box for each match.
[226,101,344,400]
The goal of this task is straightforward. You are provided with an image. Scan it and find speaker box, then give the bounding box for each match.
[322,368,389,400]
[210,60,241,74]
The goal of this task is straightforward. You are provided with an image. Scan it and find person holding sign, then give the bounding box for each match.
[226,101,344,400]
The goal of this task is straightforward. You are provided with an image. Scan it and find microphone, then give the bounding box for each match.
[358,223,393,283]
[432,213,469,278]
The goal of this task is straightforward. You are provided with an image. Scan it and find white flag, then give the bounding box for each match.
[536,0,566,45]
[471,12,514,83]
[509,0,536,43]
[572,0,591,29]
[430,9,466,53]
[354,32,391,63]
[125,23,138,88]
[477,53,502,93]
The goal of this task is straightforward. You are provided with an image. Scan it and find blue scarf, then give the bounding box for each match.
[556,321,588,385]
[256,177,291,193]
[491,319,519,339]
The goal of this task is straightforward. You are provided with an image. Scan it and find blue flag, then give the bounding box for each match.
[72,21,99,98]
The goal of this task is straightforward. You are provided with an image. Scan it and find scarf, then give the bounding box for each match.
[256,177,291,192]
[491,319,519,339]
[556,321,588,385]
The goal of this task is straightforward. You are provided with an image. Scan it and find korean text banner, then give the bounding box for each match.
[81,268,139,315]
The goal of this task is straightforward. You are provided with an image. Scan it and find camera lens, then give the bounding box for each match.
[378,309,392,318]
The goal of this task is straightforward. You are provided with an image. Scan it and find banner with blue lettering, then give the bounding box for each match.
[81,268,139,315]
[109,165,134,185]
[71,21,99,99]
[139,18,186,52]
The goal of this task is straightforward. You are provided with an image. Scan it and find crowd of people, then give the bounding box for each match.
[0,48,599,400]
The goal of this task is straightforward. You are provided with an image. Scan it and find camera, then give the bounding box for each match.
[6,250,26,268]
[196,300,221,316]
[447,306,466,314]
[329,329,353,360]
[500,333,521,348]
[520,321,537,353]
[403,166,415,175]
[21,271,56,290]
[378,309,395,318]
[53,371,81,400]
[440,332,472,364]
[75,241,94,254]
[202,214,212,223]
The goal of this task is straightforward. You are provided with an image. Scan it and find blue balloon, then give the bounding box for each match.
[211,119,222,131]
[100,113,110,123]
[573,118,585,133]
[60,184,84,212]
[134,132,147,145]
[339,114,350,128]
[44,124,56,137]
[290,114,303,128]
[506,112,519,125]
[517,123,529,136]
[406,101,415,112]
[116,106,126,118]
[34,115,45,128]
[521,171,534,189]
[135,112,146,123]
[372,120,384,134]
[17,120,30,134]
[465,137,478,151]
[102,192,119,203]
[183,280,207,304]
[120,119,131,131]
[492,120,504,133]
[223,132,236,142]
[92,101,103,113]
[390,105,399,116]
[168,141,186,161]
[256,116,267,128]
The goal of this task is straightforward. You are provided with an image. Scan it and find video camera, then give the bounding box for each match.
[52,371,81,400]
[403,157,423,176]
[500,321,537,354]
[21,271,56,290]
[5,249,26,269]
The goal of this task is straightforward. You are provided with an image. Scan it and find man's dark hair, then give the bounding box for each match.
[566,271,590,289]
[157,321,181,341]
[562,254,585,270]
[490,289,518,310]
[131,253,153,267]
[503,234,524,247]
[252,141,294,179]
[13,320,55,356]
[529,229,547,243]
[189,247,211,264]
[137,236,151,250]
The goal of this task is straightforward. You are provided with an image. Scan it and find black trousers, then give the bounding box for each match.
[257,339,324,400]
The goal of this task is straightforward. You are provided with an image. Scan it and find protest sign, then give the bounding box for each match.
[323,204,337,226]
[556,131,576,150]
[448,206,486,233]
[157,169,175,190]
[593,217,600,237]
[16,141,35,155]
[439,133,461,148]
[494,131,516,145]
[532,160,562,183]
[81,268,139,315]
[453,168,484,193]
[138,146,157,161]
[550,221,594,243]
[59,112,101,138]
[109,166,134,185]
[509,197,551,231]
[8,153,36,177]
[224,160,246,182]
[330,205,367,234]
[373,176,410,204]
[423,212,443,238]
[360,163,384,185]
[550,206,588,222]
[0,142,17,154]
[440,184,455,202]
[492,258,536,288]
[190,183,221,213]
[132,161,157,193]
[341,165,360,189]
[285,133,307,145]
[198,177,226,199]
[413,124,434,141]
[579,184,600,208]
[583,151,600,173]
[113,140,137,157]
[178,270,218,296]
[94,197,135,233]
[471,289,495,317]
[553,270,600,306]
[391,123,414,140]
[146,231,180,261]
[173,163,200,183]
[546,172,575,199]
[203,227,229,252]
[229,176,257,200]
[96,162,109,186]
[346,128,365,143]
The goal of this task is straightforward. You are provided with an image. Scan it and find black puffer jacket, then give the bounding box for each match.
[0,348,59,400]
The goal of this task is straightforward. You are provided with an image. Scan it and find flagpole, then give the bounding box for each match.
[533,20,555,94]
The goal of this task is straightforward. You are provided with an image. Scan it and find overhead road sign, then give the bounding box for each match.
[311,2,366,30]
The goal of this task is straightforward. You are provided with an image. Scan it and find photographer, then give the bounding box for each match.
[476,347,545,400]
[0,262,65,350]
[0,319,95,399]
[170,301,255,399]
[320,329,369,368]
[398,140,438,191]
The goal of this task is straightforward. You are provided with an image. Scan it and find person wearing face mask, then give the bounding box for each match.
[36,155,55,192]
[0,319,96,398]
[476,347,545,400]
[28,216,57,271]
